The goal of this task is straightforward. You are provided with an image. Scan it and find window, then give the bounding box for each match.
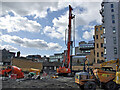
[96,27,98,31]
[97,52,99,57]
[104,38,106,44]
[96,35,98,39]
[111,9,114,12]
[101,43,103,47]
[111,4,114,8]
[100,27,102,30]
[101,52,103,57]
[114,47,117,54]
[113,27,116,33]
[101,34,103,39]
[113,37,116,44]
[103,28,105,33]
[104,48,106,54]
[112,20,115,23]
[97,43,99,48]
[112,15,115,19]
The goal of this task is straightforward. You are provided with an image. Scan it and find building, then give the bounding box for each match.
[2,49,16,65]
[49,53,64,63]
[74,41,95,65]
[0,50,2,65]
[100,1,120,60]
[26,55,42,62]
[12,58,43,72]
[94,25,105,63]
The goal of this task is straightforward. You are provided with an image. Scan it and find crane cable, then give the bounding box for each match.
[65,28,67,46]
[73,15,75,48]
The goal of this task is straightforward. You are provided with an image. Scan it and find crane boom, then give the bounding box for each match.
[67,5,73,68]
[57,5,75,75]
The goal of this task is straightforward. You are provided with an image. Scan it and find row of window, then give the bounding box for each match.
[96,34,103,39]
[96,27,102,31]
[97,47,117,57]
[96,43,103,48]
[97,52,104,57]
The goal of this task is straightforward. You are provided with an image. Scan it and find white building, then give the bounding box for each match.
[100,0,120,61]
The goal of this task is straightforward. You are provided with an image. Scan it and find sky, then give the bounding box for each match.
[0,0,102,57]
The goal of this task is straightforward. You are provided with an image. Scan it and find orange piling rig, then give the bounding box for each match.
[57,5,74,75]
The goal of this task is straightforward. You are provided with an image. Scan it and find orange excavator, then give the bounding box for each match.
[57,5,75,75]
[0,65,24,79]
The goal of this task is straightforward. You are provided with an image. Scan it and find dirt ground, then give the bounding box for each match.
[1,74,79,89]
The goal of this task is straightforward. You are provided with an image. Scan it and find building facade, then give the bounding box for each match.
[2,49,16,65]
[49,53,64,63]
[94,25,105,63]
[74,41,95,65]
[100,1,120,60]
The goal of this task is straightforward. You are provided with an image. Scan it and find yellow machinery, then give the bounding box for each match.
[75,58,120,90]
[29,68,41,75]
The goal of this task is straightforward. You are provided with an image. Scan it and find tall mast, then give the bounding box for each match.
[67,5,73,68]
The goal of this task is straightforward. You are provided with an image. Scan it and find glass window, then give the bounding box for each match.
[111,4,114,8]
[111,9,114,12]
[100,27,102,30]
[96,35,98,39]
[112,20,115,23]
[101,34,103,39]
[113,27,116,33]
[113,37,116,44]
[104,48,106,54]
[104,38,106,44]
[114,47,117,54]
[112,15,115,19]
[96,27,98,31]
[101,43,103,48]
[97,52,99,57]
[103,28,105,33]
[101,52,103,57]
[97,43,99,48]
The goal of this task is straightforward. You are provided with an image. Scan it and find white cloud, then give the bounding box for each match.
[0,45,18,51]
[46,2,101,40]
[2,2,59,18]
[0,14,41,32]
[1,35,62,51]
[82,30,94,40]
[43,26,63,39]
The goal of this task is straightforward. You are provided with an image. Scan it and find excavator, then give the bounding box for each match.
[57,5,75,75]
[0,65,24,79]
[75,58,120,90]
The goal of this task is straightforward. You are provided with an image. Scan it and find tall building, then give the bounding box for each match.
[100,1,120,60]
[94,25,104,63]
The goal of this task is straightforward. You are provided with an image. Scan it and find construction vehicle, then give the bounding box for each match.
[57,5,75,75]
[75,58,120,90]
[0,65,24,79]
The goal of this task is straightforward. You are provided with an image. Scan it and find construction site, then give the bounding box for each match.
[1,1,120,90]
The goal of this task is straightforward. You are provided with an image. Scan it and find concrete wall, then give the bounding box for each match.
[103,2,120,60]
[12,58,43,72]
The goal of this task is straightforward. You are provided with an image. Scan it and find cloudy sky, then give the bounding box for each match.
[0,0,102,57]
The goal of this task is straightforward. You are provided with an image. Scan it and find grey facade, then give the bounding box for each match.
[100,1,120,60]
